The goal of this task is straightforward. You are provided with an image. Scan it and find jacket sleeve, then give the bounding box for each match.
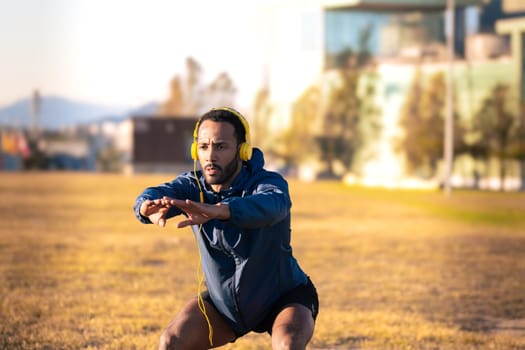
[224,174,291,229]
[133,172,199,224]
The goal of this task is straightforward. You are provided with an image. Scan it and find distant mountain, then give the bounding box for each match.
[0,96,160,130]
[127,101,160,117]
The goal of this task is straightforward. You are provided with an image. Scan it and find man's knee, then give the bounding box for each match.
[158,329,176,350]
[272,324,311,350]
[272,335,308,350]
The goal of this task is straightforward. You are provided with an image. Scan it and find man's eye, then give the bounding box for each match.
[199,144,208,151]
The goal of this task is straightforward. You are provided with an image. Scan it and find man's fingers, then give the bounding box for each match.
[177,220,192,228]
[152,213,167,228]
[163,197,193,206]
[145,206,169,228]
[142,197,210,228]
[141,198,173,217]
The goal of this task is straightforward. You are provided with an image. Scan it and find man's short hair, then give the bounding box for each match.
[198,108,246,146]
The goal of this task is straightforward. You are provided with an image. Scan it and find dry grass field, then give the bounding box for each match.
[0,172,524,349]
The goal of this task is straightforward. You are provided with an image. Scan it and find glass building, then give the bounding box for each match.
[323,1,477,69]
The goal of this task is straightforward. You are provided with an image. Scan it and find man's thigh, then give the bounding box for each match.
[271,304,315,349]
[160,296,236,350]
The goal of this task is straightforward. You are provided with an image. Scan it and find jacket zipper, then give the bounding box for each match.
[217,231,247,331]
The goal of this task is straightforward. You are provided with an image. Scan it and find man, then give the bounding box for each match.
[134,107,318,350]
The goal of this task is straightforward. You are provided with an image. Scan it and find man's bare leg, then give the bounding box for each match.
[159,297,236,350]
[271,304,315,350]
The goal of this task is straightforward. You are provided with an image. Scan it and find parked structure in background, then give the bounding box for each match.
[129,116,196,174]
[38,137,90,170]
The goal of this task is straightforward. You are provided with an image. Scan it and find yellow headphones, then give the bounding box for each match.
[190,107,252,161]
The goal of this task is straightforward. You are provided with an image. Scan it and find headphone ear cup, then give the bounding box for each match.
[239,142,252,161]
[191,142,198,160]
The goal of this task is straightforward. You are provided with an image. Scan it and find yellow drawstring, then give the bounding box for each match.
[193,161,213,346]
[196,231,213,347]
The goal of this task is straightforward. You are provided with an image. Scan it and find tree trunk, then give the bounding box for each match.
[498,140,507,191]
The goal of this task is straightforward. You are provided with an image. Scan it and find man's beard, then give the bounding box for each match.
[203,156,240,186]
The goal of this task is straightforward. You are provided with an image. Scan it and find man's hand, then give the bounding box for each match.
[139,199,171,227]
[161,197,231,228]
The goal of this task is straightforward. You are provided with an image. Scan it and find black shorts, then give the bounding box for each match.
[202,277,319,336]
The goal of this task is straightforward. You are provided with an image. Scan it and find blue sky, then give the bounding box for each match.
[0,0,267,108]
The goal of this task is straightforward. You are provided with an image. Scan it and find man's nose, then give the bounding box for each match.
[205,145,217,161]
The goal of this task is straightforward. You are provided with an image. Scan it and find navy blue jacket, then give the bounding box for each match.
[133,148,308,335]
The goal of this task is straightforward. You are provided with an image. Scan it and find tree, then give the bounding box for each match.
[251,85,273,150]
[319,23,380,177]
[184,57,204,115]
[398,70,465,179]
[282,85,323,169]
[159,76,184,116]
[397,69,425,174]
[158,57,238,117]
[471,84,519,191]
[204,72,236,113]
[281,24,380,178]
[320,64,360,177]
[419,72,446,175]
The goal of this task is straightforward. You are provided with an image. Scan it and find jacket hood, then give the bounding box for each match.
[224,147,264,195]
[245,147,264,173]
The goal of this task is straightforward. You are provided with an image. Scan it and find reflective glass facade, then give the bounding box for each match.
[324,8,453,68]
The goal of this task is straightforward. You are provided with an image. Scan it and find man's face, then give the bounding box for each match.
[197,120,242,191]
